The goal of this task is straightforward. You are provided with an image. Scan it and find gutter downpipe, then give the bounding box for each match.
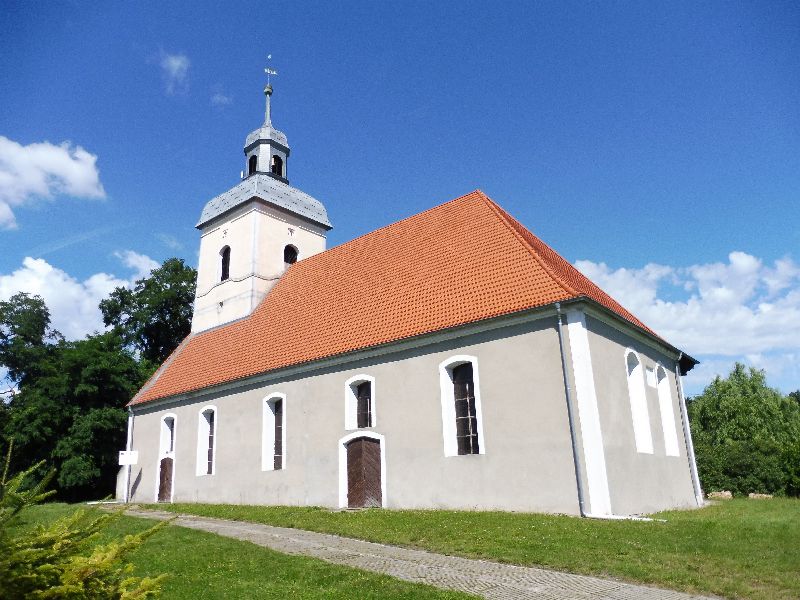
[674,353,704,506]
[124,408,134,504]
[555,302,587,517]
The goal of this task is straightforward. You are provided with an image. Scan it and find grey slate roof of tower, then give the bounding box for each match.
[197,173,332,229]
[245,124,288,148]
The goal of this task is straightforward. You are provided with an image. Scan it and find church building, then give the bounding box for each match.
[120,80,704,517]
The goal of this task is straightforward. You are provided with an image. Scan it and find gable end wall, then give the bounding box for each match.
[582,315,697,514]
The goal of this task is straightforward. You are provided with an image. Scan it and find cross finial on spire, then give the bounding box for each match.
[264,54,278,125]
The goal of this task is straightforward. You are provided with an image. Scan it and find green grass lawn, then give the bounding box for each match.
[148,499,800,600]
[15,504,474,600]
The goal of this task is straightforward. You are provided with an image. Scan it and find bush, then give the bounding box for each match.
[688,364,800,497]
[0,444,166,599]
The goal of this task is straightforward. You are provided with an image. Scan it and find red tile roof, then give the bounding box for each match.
[131,191,657,406]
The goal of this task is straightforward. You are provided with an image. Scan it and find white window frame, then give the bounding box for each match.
[196,405,218,476]
[262,393,287,471]
[337,431,387,508]
[438,355,486,457]
[625,350,653,454]
[656,365,680,457]
[154,413,177,503]
[159,413,177,457]
[344,374,376,430]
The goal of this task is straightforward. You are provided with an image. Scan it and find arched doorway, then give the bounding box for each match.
[346,437,381,508]
[157,457,173,502]
[156,414,176,502]
[338,432,385,508]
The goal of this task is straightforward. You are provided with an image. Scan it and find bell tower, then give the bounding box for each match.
[244,81,290,182]
[191,66,332,333]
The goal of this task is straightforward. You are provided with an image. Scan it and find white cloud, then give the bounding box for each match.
[0,136,105,229]
[160,52,190,95]
[114,250,159,280]
[211,92,233,107]
[156,233,183,251]
[0,252,159,340]
[575,252,800,393]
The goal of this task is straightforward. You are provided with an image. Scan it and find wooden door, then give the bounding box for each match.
[157,457,173,502]
[346,437,382,508]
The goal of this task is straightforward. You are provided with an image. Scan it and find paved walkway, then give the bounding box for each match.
[124,508,716,600]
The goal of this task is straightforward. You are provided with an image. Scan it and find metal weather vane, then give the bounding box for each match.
[265,54,278,85]
[263,55,278,124]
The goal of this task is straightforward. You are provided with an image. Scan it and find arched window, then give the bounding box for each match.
[453,363,480,455]
[220,246,231,281]
[344,375,375,430]
[625,350,653,454]
[271,155,283,177]
[248,155,258,176]
[262,394,286,471]
[356,382,372,428]
[656,366,680,456]
[283,244,298,265]
[196,406,217,476]
[160,415,176,455]
[438,356,486,457]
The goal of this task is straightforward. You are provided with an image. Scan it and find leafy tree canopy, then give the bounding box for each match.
[0,293,62,387]
[3,332,149,499]
[688,363,800,497]
[0,259,194,500]
[100,258,196,365]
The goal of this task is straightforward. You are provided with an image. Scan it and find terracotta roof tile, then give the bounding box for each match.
[131,191,657,405]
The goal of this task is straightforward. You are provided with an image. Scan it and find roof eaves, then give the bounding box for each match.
[570,295,699,374]
[128,333,197,407]
[131,301,564,409]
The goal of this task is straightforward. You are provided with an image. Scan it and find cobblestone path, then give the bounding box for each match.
[125,508,716,600]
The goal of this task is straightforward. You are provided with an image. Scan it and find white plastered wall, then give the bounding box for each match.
[127,316,583,513]
[192,200,327,332]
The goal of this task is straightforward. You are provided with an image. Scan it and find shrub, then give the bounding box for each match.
[688,364,800,497]
[0,444,166,599]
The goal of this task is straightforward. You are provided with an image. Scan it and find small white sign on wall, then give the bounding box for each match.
[118,450,139,466]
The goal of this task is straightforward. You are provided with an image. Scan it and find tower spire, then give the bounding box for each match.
[264,55,278,126]
[264,84,273,125]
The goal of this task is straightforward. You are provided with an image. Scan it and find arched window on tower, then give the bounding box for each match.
[248,155,257,176]
[284,244,298,265]
[220,246,231,281]
[271,155,283,177]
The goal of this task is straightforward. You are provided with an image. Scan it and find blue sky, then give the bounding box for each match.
[1,1,798,394]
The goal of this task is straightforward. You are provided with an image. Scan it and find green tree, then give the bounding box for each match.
[100,258,196,365]
[688,363,800,496]
[2,260,196,500]
[3,332,149,500]
[0,293,62,388]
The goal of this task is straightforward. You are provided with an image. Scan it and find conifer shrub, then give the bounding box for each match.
[0,444,166,599]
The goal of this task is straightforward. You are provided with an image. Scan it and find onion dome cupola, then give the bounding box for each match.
[244,83,290,182]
